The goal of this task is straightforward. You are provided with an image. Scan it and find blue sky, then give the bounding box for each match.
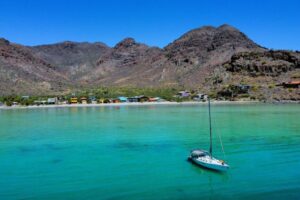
[0,0,299,50]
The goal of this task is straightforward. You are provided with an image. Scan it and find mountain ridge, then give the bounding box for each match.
[0,24,299,100]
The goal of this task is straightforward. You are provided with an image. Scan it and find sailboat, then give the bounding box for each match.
[188,98,229,172]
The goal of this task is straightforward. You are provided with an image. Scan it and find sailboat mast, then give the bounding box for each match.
[208,97,212,157]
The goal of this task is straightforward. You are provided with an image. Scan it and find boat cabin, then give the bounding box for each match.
[190,149,210,158]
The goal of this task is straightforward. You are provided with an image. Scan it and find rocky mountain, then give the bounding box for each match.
[80,24,264,87]
[30,41,110,80]
[225,50,300,76]
[0,38,70,95]
[0,24,299,100]
[162,24,264,86]
[165,25,262,66]
[81,38,167,86]
[199,50,300,101]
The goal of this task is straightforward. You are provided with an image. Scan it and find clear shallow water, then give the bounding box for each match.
[0,104,300,200]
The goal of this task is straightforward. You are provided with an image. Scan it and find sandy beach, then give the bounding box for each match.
[0,100,262,110]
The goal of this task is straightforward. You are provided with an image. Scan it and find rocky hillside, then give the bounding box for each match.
[81,38,167,86]
[0,38,70,95]
[80,24,263,87]
[0,24,299,100]
[225,50,300,76]
[205,50,300,101]
[30,41,110,79]
[163,24,264,86]
[164,25,263,67]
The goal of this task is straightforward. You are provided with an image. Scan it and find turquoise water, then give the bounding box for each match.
[0,104,300,200]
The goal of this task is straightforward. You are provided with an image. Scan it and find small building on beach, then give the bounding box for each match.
[12,102,19,106]
[21,96,30,100]
[149,97,161,102]
[118,97,128,102]
[89,96,98,104]
[34,100,47,105]
[128,95,149,102]
[59,100,68,105]
[177,91,190,98]
[112,99,121,103]
[70,97,78,104]
[237,84,251,93]
[128,97,139,102]
[47,97,58,104]
[193,94,208,101]
[99,98,111,103]
[91,100,98,104]
[80,97,88,104]
[137,95,149,102]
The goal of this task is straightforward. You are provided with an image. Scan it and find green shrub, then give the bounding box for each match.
[268,84,275,89]
[208,91,218,99]
[239,94,250,98]
[291,73,300,78]
[6,101,12,106]
[251,84,260,92]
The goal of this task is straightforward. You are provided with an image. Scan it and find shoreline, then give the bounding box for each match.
[0,100,299,110]
[0,100,267,110]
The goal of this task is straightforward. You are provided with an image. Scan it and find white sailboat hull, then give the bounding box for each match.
[190,155,229,172]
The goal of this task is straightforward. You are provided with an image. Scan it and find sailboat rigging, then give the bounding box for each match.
[208,97,212,157]
[188,98,229,172]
